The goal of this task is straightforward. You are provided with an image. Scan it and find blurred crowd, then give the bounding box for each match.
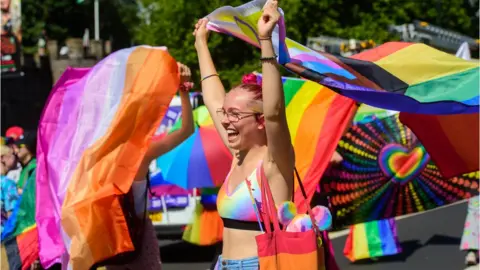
[1,126,37,234]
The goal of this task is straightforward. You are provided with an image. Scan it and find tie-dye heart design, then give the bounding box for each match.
[379,144,431,185]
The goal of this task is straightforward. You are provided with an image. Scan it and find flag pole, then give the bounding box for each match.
[94,0,100,41]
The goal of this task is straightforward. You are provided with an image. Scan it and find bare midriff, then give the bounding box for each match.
[221,227,263,259]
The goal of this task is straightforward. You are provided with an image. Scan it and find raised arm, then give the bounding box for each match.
[258,0,294,177]
[193,19,232,155]
[144,87,194,162]
[135,63,195,181]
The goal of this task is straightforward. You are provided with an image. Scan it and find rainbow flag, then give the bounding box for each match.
[35,46,180,269]
[206,0,478,114]
[353,104,397,124]
[344,218,402,261]
[255,74,356,213]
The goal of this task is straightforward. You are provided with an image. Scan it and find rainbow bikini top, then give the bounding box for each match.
[217,161,263,230]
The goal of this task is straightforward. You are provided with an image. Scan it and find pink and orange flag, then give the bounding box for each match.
[36,46,179,269]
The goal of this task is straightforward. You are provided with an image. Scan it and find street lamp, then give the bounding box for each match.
[77,0,100,41]
[94,0,99,41]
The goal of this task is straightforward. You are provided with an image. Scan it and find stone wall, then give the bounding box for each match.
[47,38,104,83]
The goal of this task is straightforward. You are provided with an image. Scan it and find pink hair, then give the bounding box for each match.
[236,73,263,101]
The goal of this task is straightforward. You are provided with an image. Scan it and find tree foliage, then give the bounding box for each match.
[131,0,478,88]
[21,0,479,86]
[21,0,139,54]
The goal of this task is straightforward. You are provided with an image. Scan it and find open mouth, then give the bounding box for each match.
[226,129,239,141]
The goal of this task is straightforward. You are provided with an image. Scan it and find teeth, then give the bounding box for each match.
[227,130,238,135]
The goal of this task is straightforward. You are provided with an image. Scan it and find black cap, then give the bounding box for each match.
[15,130,37,155]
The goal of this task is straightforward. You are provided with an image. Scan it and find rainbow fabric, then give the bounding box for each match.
[322,112,480,226]
[353,104,397,124]
[255,74,356,212]
[344,218,402,261]
[35,46,180,269]
[206,0,479,114]
[182,202,223,246]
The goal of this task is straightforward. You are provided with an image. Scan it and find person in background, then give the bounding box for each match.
[14,130,37,194]
[461,195,479,266]
[0,144,19,232]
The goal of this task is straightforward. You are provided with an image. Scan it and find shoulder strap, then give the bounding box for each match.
[293,167,308,202]
[141,171,152,226]
[293,167,321,236]
[258,161,281,233]
[245,161,266,232]
[146,170,156,197]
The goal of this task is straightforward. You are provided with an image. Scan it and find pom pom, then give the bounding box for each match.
[286,214,313,232]
[242,73,259,85]
[312,205,332,231]
[277,201,297,226]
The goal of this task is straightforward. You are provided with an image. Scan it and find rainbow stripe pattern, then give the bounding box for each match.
[255,74,356,213]
[344,218,402,261]
[322,113,480,226]
[35,46,180,269]
[207,0,479,114]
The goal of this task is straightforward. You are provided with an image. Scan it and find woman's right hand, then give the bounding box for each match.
[193,18,210,47]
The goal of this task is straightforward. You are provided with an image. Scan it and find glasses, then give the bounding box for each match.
[216,108,259,123]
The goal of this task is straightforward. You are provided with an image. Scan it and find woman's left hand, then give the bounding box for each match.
[258,0,281,38]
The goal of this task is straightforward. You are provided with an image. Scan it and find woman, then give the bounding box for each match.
[106,62,195,270]
[194,1,294,268]
[461,196,479,266]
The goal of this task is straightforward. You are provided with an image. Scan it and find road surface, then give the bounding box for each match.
[160,201,474,270]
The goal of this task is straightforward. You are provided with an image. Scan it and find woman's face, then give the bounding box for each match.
[220,88,264,151]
